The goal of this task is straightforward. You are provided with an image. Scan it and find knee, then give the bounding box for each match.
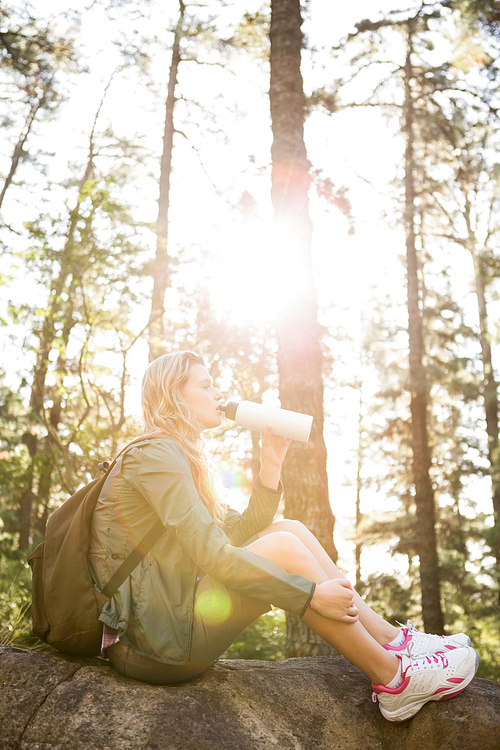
[267,530,309,557]
[272,519,310,540]
[249,530,312,573]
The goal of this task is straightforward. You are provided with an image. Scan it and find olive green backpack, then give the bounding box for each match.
[27,440,164,657]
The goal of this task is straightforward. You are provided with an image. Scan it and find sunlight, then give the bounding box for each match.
[202,91,406,330]
[207,208,385,330]
[208,216,310,325]
[208,209,343,326]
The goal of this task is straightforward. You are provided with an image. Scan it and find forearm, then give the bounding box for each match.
[224,477,282,545]
[259,428,290,490]
[258,463,282,490]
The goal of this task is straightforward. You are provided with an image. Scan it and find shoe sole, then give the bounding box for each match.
[379,650,479,722]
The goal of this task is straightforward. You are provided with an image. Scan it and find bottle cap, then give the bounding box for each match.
[220,402,238,420]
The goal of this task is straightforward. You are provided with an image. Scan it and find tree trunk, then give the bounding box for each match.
[19,433,37,552]
[29,145,95,417]
[403,23,444,634]
[269,0,337,656]
[355,388,363,590]
[471,251,500,568]
[0,95,43,210]
[148,0,185,362]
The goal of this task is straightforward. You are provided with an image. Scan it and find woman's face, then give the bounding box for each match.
[180,363,224,431]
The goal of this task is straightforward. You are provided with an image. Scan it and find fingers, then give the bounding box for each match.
[337,579,353,590]
[344,600,358,622]
[332,580,356,610]
[334,610,359,623]
[343,614,359,623]
[262,427,291,446]
[343,601,359,622]
[311,579,359,622]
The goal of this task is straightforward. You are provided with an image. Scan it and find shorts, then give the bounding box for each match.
[106,574,271,685]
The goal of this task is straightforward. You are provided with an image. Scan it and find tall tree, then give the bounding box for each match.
[319,3,489,633]
[402,16,444,634]
[429,101,500,579]
[148,0,185,362]
[269,0,336,656]
[6,74,147,551]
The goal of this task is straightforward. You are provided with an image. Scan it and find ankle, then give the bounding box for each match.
[375,656,401,686]
[384,662,403,689]
[384,626,401,645]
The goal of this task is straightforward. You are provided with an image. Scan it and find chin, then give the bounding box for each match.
[202,416,222,430]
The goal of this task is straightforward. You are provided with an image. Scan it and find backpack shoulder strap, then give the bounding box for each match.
[101,518,165,598]
[98,437,166,600]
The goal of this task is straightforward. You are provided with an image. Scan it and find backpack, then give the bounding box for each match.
[27,440,165,657]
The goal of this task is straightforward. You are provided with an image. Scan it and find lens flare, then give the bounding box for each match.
[221,466,247,490]
[194,588,232,625]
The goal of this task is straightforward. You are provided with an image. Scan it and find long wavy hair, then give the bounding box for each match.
[138,351,225,523]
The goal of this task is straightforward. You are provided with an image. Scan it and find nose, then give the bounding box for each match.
[215,390,223,401]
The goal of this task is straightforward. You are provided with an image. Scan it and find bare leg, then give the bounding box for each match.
[258,520,399,646]
[247,531,400,685]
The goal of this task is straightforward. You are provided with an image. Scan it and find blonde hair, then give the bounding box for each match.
[138,351,225,523]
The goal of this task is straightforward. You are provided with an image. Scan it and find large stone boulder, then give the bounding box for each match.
[1,644,499,750]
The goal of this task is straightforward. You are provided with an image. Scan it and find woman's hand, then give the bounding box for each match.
[309,579,359,623]
[259,427,291,490]
[261,426,291,468]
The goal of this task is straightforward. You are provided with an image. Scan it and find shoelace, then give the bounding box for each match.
[372,649,450,704]
[396,619,453,655]
[400,619,450,640]
[396,618,427,635]
[404,640,449,672]
[372,645,450,703]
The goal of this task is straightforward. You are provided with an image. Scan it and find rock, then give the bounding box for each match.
[0,644,499,750]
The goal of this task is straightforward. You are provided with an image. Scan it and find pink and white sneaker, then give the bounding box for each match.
[372,645,479,722]
[384,619,471,657]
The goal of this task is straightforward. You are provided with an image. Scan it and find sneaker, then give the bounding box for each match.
[372,645,479,722]
[384,619,471,657]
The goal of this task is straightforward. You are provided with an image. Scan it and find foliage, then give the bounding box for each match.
[0,2,74,80]
[0,557,33,647]
[322,0,500,674]
[1,0,500,679]
[449,0,500,38]
[221,607,286,661]
[0,2,78,212]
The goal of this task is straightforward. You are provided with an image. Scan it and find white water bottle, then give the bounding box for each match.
[221,401,313,443]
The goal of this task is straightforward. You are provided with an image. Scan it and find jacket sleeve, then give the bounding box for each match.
[126,440,315,618]
[220,476,282,546]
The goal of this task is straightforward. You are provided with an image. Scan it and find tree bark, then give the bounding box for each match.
[355,388,363,590]
[148,0,185,362]
[19,432,37,551]
[403,23,444,634]
[269,0,337,656]
[474,260,500,564]
[463,189,500,568]
[29,160,93,416]
[0,95,43,210]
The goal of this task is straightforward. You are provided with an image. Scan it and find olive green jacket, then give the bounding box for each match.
[89,438,315,665]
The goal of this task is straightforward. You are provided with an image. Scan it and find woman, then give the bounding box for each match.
[89,351,478,722]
